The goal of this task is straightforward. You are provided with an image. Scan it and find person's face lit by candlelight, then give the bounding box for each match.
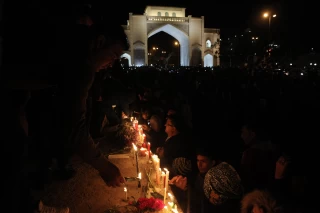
[197,155,215,174]
[165,118,176,137]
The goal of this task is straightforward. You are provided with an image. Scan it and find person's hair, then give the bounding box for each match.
[90,22,130,51]
[72,4,93,22]
[196,146,221,162]
[150,114,162,128]
[243,119,269,141]
[241,189,283,213]
[166,114,185,132]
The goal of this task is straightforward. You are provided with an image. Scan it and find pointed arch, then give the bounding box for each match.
[148,24,189,66]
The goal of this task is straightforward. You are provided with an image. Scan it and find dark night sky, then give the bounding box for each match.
[3,0,318,57]
[91,0,318,55]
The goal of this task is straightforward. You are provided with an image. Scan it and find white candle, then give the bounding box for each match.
[153,156,160,184]
[147,142,151,160]
[133,143,139,177]
[161,171,166,188]
[163,187,166,202]
[164,168,169,190]
[168,192,174,202]
[124,187,127,200]
[172,207,178,213]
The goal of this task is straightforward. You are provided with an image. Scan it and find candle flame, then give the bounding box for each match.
[133,143,137,151]
[168,193,173,197]
[164,168,168,172]
[138,172,141,179]
[124,187,127,192]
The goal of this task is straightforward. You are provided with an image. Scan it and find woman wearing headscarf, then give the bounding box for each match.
[203,162,244,213]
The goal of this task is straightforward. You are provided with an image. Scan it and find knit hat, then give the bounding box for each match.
[203,162,243,205]
[172,157,192,176]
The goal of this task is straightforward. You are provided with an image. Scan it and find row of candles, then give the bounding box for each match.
[128,117,179,212]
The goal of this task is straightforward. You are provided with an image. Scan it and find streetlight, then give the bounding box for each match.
[174,41,180,66]
[263,12,277,41]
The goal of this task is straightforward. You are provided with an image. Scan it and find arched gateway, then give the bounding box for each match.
[121,6,220,67]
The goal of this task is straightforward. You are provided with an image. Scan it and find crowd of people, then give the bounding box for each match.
[3,2,318,213]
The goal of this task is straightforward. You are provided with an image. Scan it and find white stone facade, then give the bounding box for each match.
[122,6,220,67]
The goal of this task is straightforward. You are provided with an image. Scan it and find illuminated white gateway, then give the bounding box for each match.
[121,6,220,67]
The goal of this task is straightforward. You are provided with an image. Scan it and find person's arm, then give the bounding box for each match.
[63,63,124,187]
[269,156,291,203]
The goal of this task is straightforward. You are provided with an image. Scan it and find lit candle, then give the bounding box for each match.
[172,207,178,213]
[164,206,168,213]
[133,118,138,130]
[138,172,141,188]
[164,168,169,190]
[124,187,127,200]
[130,117,134,122]
[133,143,139,179]
[161,171,166,188]
[139,147,147,157]
[153,155,160,185]
[163,187,167,202]
[147,142,151,159]
[168,192,174,203]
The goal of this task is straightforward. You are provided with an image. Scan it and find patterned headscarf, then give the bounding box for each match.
[172,157,192,176]
[203,162,243,205]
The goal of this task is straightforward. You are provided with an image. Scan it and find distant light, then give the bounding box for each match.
[290,63,292,66]
[301,73,303,76]
[314,63,317,66]
[310,63,313,65]
[273,14,277,17]
[263,13,269,17]
[256,37,258,39]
